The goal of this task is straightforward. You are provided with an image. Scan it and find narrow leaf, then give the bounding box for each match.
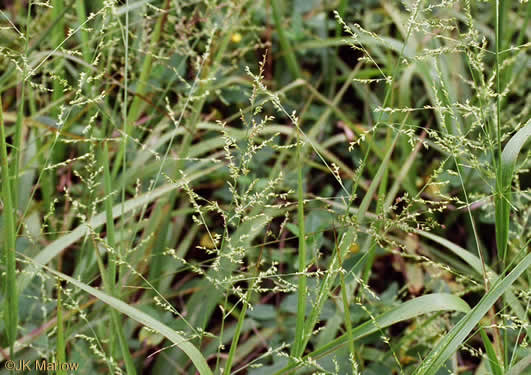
[413,253,531,375]
[480,327,503,375]
[17,165,221,295]
[274,293,470,375]
[0,95,18,356]
[495,121,531,260]
[39,265,213,375]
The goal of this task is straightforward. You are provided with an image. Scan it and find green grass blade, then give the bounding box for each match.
[12,2,28,212]
[0,95,18,357]
[271,0,301,79]
[291,129,307,359]
[56,283,67,375]
[416,230,530,339]
[51,0,65,160]
[300,231,358,354]
[500,122,531,184]
[223,253,265,375]
[75,0,90,61]
[327,0,347,97]
[110,309,138,375]
[99,144,138,375]
[124,0,169,136]
[274,293,470,375]
[480,327,503,375]
[17,165,221,295]
[222,294,250,375]
[357,130,400,224]
[102,142,117,295]
[38,265,213,375]
[337,244,356,371]
[416,229,485,276]
[495,121,531,262]
[413,253,531,375]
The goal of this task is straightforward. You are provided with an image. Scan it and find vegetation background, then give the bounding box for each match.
[0,0,529,374]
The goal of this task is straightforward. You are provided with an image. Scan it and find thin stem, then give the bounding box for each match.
[75,0,90,61]
[120,0,129,290]
[223,249,263,375]
[495,0,505,264]
[335,230,356,373]
[0,95,18,358]
[103,143,116,296]
[495,1,508,369]
[291,127,307,358]
[328,0,347,97]
[12,3,30,212]
[56,283,66,375]
[111,0,171,178]
[271,0,301,79]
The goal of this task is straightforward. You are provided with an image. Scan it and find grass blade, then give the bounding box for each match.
[480,327,503,375]
[271,0,301,78]
[416,229,530,340]
[300,230,358,354]
[416,229,485,275]
[291,128,307,359]
[56,283,67,375]
[222,251,264,375]
[17,165,222,295]
[413,253,531,375]
[495,121,531,261]
[500,121,531,186]
[274,293,470,375]
[0,95,18,357]
[37,264,213,375]
[51,0,65,162]
[357,127,400,224]
[75,0,90,61]
[102,142,117,295]
[99,144,138,375]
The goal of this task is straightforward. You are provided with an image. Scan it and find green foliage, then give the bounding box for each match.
[0,1,529,374]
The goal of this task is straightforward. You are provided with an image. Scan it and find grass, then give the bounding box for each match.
[55,282,66,375]
[0,1,530,374]
[0,96,18,358]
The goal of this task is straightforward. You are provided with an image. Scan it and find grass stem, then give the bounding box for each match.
[271,0,301,79]
[291,127,307,358]
[0,95,18,358]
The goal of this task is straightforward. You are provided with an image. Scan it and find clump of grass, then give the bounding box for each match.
[0,1,529,374]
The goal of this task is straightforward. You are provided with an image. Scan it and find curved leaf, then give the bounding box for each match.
[274,293,470,375]
[496,121,531,260]
[416,229,529,338]
[17,165,221,294]
[413,253,531,375]
[416,229,484,275]
[500,121,531,187]
[40,265,213,375]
